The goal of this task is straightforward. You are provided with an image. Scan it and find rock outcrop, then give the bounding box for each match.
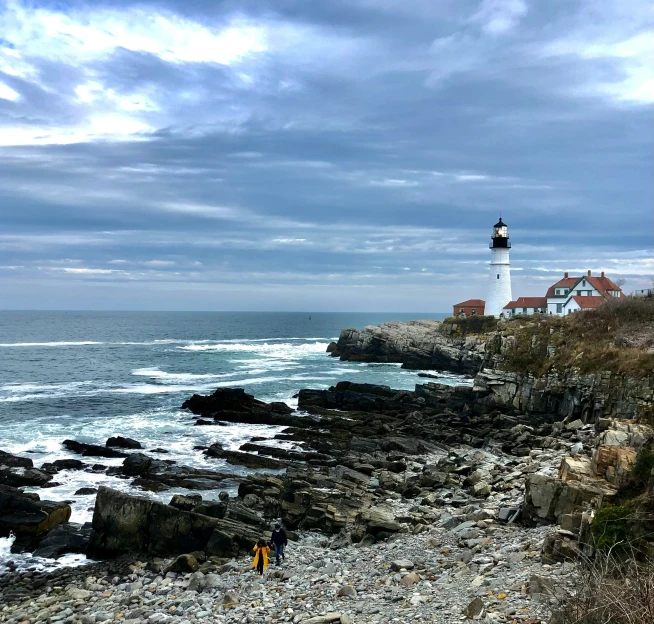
[89,486,266,559]
[0,486,71,544]
[474,369,654,422]
[330,321,487,374]
[181,388,294,425]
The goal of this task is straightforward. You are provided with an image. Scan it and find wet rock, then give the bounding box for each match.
[0,466,53,488]
[205,444,287,469]
[75,487,98,495]
[0,450,33,468]
[32,522,91,558]
[63,440,128,458]
[0,485,71,538]
[106,436,142,450]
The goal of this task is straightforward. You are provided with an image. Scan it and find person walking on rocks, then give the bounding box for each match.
[270,523,288,565]
[253,539,270,576]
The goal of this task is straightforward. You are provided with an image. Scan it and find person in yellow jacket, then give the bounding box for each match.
[253,539,270,575]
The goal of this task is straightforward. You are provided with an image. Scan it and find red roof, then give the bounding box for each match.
[571,295,606,310]
[504,296,547,309]
[546,273,624,299]
[454,299,485,307]
[585,275,624,298]
[546,278,579,298]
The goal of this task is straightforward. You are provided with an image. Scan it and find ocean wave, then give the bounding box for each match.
[0,341,104,347]
[131,367,238,382]
[0,375,289,403]
[178,341,330,356]
[0,337,333,349]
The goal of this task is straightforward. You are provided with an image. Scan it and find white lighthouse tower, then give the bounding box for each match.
[486,217,512,317]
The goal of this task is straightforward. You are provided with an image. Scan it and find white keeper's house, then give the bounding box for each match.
[503,270,625,317]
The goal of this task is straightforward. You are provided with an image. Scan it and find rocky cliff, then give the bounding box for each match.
[331,309,654,424]
[330,320,490,374]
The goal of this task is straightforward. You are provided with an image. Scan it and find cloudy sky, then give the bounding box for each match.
[0,0,652,311]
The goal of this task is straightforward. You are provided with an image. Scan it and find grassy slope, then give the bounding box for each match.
[498,298,654,378]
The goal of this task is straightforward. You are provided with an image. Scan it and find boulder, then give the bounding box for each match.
[32,522,91,559]
[106,436,142,450]
[0,450,33,468]
[182,388,293,426]
[0,466,53,488]
[89,486,266,559]
[0,485,71,538]
[169,494,202,511]
[63,440,128,458]
[523,472,617,525]
[167,553,199,573]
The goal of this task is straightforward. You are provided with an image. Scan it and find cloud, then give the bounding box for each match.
[0,0,651,310]
[470,0,527,35]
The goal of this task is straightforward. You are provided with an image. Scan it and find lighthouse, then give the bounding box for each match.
[486,217,513,317]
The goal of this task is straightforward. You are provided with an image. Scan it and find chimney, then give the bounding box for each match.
[564,272,568,278]
[601,271,605,278]
[587,270,591,277]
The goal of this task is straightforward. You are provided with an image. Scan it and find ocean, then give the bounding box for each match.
[0,311,463,567]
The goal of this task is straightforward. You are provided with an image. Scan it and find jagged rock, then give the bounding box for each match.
[523,472,617,525]
[63,440,128,458]
[0,450,33,468]
[0,466,53,488]
[205,444,287,469]
[53,459,85,471]
[169,494,202,511]
[89,486,266,559]
[106,436,142,449]
[195,501,227,519]
[0,485,71,538]
[182,388,293,426]
[331,320,487,374]
[32,522,91,558]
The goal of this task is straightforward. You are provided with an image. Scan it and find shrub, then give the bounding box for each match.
[443,315,498,335]
[632,449,654,487]
[591,505,632,553]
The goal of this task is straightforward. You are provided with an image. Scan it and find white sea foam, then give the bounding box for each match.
[178,342,330,356]
[131,367,238,382]
[0,341,103,347]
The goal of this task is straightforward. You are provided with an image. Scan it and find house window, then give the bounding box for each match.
[556,303,563,313]
[522,307,528,314]
[496,274,500,279]
[577,290,582,296]
[459,308,464,314]
[471,309,477,315]
[555,289,561,295]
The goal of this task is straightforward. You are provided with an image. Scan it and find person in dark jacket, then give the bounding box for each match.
[270,523,288,565]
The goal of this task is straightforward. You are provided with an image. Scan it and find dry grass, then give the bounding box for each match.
[551,548,654,624]
[501,298,654,378]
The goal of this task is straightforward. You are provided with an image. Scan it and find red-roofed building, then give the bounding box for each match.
[453,299,485,317]
[566,296,607,312]
[503,296,548,316]
[495,270,626,318]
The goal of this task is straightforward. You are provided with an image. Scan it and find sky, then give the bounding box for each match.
[0,0,652,311]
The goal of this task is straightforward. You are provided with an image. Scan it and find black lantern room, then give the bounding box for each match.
[490,217,511,249]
